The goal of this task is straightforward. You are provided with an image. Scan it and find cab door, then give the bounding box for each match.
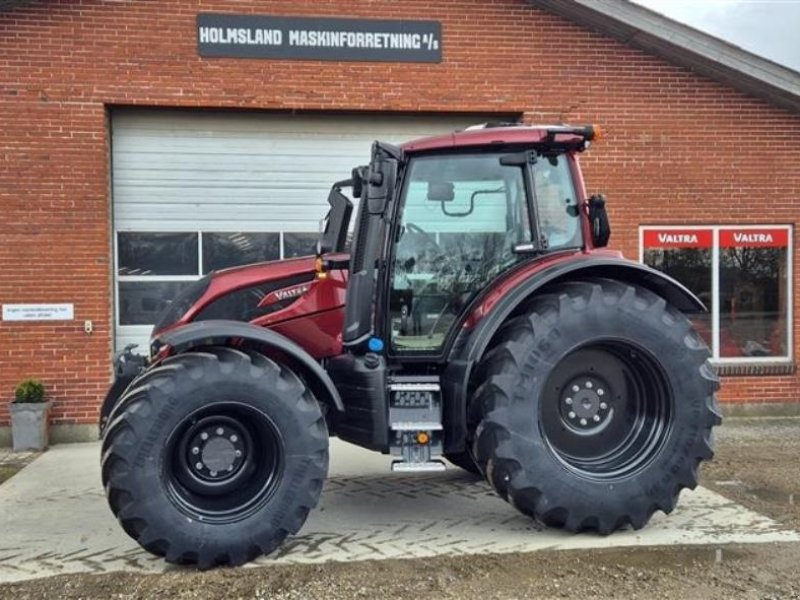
[386,152,532,355]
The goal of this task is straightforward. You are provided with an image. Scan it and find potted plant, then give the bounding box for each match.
[10,378,50,452]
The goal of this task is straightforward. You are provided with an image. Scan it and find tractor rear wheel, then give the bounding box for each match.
[472,279,720,533]
[101,346,328,568]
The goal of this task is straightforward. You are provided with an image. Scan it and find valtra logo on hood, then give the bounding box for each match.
[259,281,313,307]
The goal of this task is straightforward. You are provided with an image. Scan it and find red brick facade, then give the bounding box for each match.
[1,0,798,432]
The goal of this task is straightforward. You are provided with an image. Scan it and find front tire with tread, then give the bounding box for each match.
[101,346,328,568]
[444,450,481,475]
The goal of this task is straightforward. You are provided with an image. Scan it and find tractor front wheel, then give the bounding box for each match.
[444,450,481,475]
[472,279,720,533]
[101,347,328,568]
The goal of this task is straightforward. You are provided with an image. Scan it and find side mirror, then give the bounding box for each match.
[367,158,397,215]
[588,193,611,247]
[427,181,454,202]
[352,166,371,199]
[319,185,354,254]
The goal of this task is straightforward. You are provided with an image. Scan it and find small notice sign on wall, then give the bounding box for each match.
[2,303,75,322]
[197,13,442,63]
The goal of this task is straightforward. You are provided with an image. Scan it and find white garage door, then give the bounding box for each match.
[111,110,482,352]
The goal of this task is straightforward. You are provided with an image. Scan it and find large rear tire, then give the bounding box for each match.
[101,346,328,568]
[472,279,720,533]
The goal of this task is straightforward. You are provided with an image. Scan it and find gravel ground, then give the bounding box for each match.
[701,417,800,530]
[0,417,799,600]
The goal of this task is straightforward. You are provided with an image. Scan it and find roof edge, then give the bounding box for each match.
[530,0,800,114]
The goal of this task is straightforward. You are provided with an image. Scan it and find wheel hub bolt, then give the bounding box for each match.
[192,447,200,455]
[600,402,608,410]
[585,381,593,389]
[216,427,224,436]
[568,411,576,419]
[597,388,605,396]
[572,385,580,393]
[593,415,601,422]
[565,397,573,405]
[235,449,243,458]
[230,434,238,443]
[195,462,204,470]
[210,471,218,477]
[227,465,234,472]
[200,432,209,441]
[580,418,588,426]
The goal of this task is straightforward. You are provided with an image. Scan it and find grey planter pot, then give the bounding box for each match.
[10,402,51,452]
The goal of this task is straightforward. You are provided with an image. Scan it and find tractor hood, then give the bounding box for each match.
[151,253,349,341]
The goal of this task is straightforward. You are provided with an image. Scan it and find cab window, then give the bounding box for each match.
[389,154,531,352]
[534,155,581,249]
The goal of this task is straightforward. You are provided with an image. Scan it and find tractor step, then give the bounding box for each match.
[390,421,443,431]
[391,460,446,473]
[387,377,445,472]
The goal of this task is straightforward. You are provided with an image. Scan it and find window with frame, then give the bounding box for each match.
[641,226,792,363]
[532,154,581,250]
[116,230,297,327]
[389,153,532,352]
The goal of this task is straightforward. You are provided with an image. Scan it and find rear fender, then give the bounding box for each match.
[156,320,344,414]
[441,257,705,453]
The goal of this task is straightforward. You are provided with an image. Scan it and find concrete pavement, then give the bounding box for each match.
[0,439,798,583]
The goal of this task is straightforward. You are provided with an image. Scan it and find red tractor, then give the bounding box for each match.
[100,124,720,568]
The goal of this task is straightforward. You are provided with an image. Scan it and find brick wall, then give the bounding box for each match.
[0,0,798,428]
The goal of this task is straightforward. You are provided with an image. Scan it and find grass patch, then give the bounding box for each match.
[0,464,22,485]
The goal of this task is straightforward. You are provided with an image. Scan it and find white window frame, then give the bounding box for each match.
[113,231,202,344]
[114,228,295,334]
[639,224,793,365]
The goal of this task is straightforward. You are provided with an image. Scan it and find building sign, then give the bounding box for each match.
[643,228,713,249]
[720,228,789,248]
[197,13,442,63]
[2,303,74,322]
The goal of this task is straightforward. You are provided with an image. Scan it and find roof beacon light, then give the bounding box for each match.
[541,124,602,150]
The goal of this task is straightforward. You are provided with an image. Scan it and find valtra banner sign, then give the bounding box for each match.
[720,228,789,248]
[643,229,713,249]
[197,13,442,62]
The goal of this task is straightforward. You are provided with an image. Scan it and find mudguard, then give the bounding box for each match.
[156,320,344,413]
[441,257,706,453]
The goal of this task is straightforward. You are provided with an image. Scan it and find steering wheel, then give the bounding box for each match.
[405,222,440,250]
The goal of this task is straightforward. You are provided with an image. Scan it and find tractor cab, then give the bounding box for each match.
[331,124,601,354]
[325,124,607,468]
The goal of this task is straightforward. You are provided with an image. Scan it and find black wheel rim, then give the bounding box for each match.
[540,341,673,481]
[163,402,283,524]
